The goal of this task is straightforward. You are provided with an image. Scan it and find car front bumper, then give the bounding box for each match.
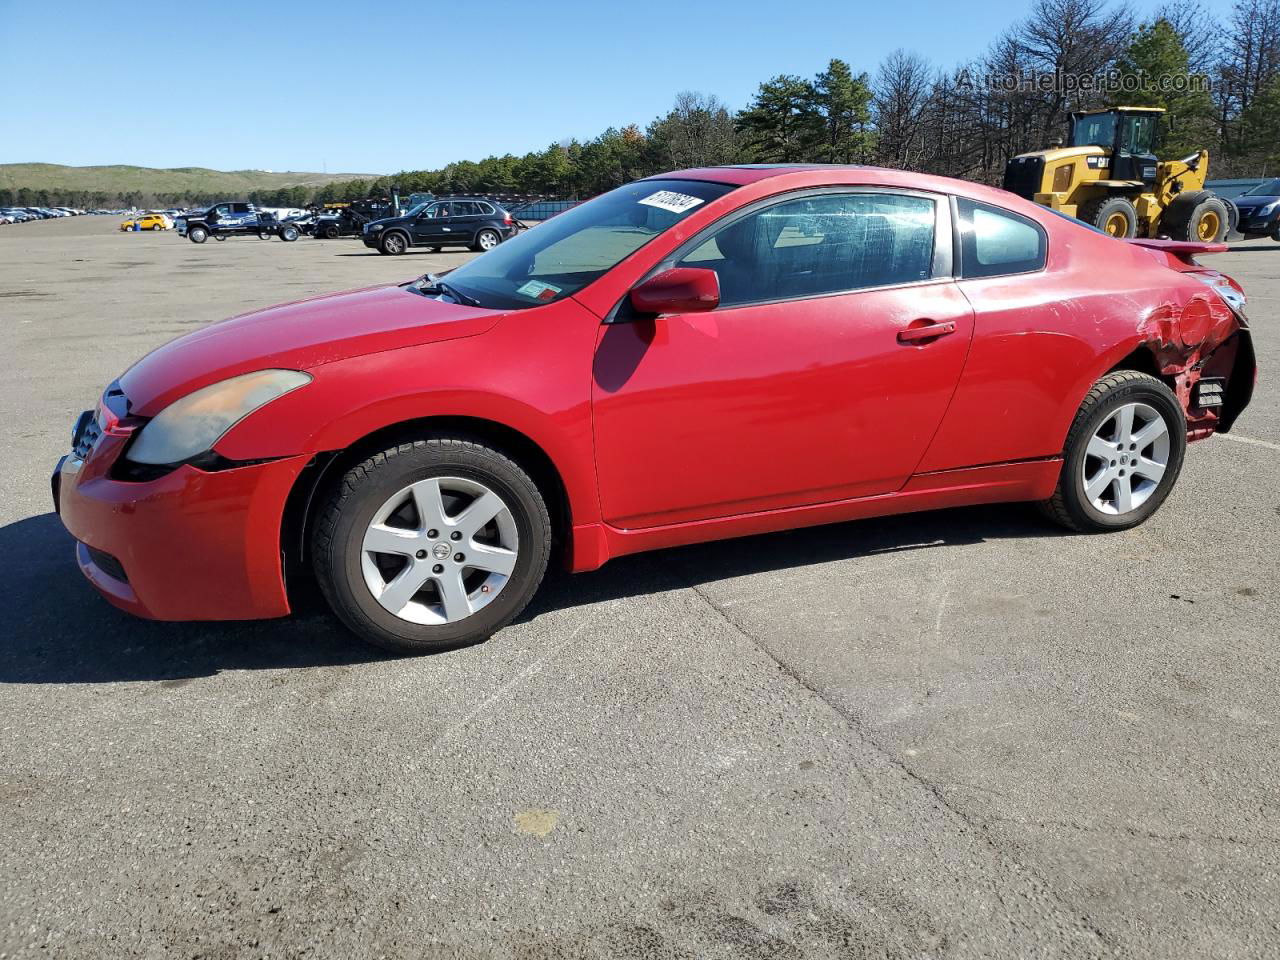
[52,431,309,621]
[1237,208,1279,235]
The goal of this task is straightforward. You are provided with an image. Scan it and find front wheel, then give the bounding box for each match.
[188,226,208,243]
[1040,371,1186,532]
[312,438,552,654]
[380,231,408,255]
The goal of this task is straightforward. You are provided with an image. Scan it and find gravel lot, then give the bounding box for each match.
[2,214,1278,959]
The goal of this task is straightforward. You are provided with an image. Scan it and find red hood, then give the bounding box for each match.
[120,283,503,415]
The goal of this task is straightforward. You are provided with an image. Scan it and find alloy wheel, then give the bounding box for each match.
[479,231,498,250]
[360,476,519,625]
[1081,401,1171,515]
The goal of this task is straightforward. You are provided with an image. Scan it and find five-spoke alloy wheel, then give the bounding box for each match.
[313,438,552,654]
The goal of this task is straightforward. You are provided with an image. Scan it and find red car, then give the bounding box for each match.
[53,166,1256,653]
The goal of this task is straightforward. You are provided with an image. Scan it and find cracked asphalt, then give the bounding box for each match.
[1,215,1277,959]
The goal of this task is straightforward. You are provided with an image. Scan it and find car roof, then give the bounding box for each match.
[650,164,1053,219]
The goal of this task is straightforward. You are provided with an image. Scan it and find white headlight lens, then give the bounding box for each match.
[127,369,311,465]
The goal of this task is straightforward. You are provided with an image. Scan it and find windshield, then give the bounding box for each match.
[1072,112,1116,148]
[440,179,736,309]
[1244,178,1280,196]
[402,201,429,218]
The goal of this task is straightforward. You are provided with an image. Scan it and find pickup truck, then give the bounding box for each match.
[179,202,300,243]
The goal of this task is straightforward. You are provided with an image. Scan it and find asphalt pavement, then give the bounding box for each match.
[1,214,1277,959]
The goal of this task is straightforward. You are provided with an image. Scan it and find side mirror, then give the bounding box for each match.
[629,267,720,316]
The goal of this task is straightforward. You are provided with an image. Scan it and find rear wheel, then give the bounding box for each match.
[473,229,501,252]
[1080,196,1138,238]
[1040,371,1186,532]
[280,225,299,242]
[322,223,340,239]
[312,438,552,654]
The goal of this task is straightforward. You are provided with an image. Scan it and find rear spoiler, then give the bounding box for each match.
[1126,237,1228,265]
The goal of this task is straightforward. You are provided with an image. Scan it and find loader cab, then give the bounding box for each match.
[1069,107,1163,187]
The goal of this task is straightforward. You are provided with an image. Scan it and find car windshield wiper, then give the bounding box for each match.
[415,274,482,307]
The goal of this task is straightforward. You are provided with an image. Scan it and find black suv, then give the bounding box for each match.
[361,198,517,255]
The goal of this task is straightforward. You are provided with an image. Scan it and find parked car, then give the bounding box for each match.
[362,198,517,254]
[51,165,1255,655]
[1229,178,1280,240]
[120,213,173,231]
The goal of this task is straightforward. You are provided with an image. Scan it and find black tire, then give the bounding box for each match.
[427,246,441,252]
[1039,371,1186,533]
[258,230,272,240]
[188,225,208,243]
[322,223,340,239]
[472,229,501,252]
[1162,191,1230,242]
[380,231,408,255]
[215,234,226,241]
[1080,196,1138,238]
[312,438,552,654]
[280,225,299,242]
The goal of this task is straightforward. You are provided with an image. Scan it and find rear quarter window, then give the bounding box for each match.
[957,198,1047,278]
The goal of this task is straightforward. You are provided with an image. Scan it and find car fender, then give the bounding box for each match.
[215,304,605,527]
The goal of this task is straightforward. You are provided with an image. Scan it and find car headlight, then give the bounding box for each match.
[369,223,384,231]
[1259,201,1279,216]
[127,369,311,465]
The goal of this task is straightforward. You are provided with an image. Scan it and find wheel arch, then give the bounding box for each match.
[280,414,573,582]
[382,227,411,247]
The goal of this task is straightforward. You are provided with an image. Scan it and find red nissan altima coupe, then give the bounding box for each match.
[53,165,1256,653]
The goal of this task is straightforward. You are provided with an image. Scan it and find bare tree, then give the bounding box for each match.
[873,49,932,169]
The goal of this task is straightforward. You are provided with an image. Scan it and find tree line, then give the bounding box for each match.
[10,0,1280,210]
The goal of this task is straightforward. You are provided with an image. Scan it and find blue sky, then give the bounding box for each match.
[0,0,1241,174]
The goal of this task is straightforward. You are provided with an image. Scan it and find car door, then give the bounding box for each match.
[425,202,460,244]
[590,189,976,530]
[451,201,486,242]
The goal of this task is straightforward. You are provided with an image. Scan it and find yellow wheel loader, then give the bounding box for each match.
[1002,106,1233,242]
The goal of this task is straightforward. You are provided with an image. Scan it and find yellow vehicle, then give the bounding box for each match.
[120,213,173,232]
[1003,106,1231,242]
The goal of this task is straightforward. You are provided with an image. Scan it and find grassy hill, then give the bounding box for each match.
[0,163,381,196]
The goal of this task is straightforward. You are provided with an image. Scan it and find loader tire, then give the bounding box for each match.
[1162,191,1230,243]
[1080,196,1138,238]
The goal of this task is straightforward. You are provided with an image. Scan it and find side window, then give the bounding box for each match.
[455,201,482,216]
[676,192,936,308]
[477,202,495,216]
[956,198,1046,279]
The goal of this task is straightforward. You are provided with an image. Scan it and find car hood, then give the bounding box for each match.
[1233,194,1280,208]
[120,283,504,416]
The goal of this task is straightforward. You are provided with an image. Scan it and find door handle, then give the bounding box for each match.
[897,320,956,343]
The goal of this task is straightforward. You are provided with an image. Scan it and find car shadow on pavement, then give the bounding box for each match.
[0,513,393,685]
[1,505,1057,685]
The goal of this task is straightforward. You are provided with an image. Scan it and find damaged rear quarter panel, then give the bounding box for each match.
[916,230,1245,474]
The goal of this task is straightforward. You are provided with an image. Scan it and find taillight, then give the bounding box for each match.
[503,214,512,225]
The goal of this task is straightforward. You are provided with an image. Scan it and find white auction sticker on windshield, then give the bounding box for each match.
[637,190,705,214]
[516,279,562,301]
